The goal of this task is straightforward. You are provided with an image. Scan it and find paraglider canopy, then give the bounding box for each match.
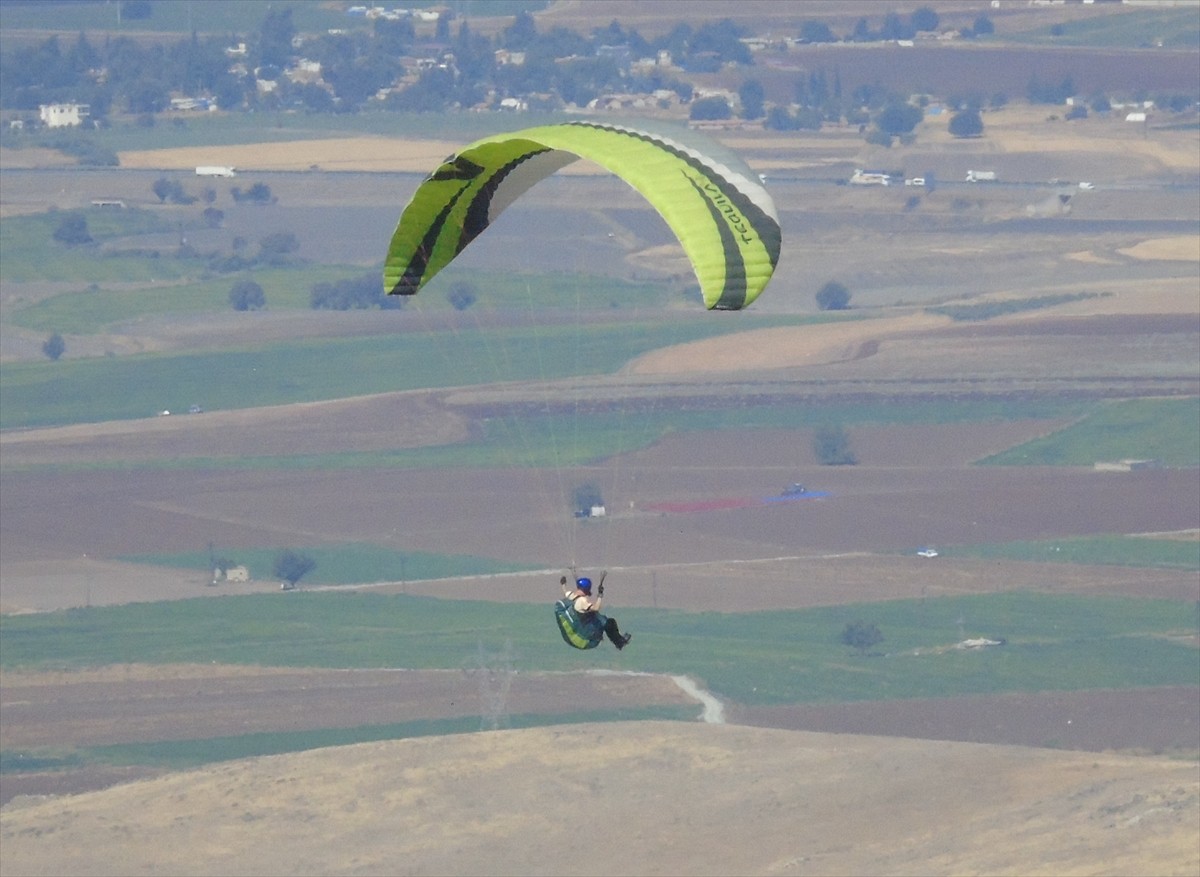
[384,120,781,311]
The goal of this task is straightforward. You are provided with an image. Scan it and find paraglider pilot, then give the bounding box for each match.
[561,572,632,650]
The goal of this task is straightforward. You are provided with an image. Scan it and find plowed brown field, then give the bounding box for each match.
[2,36,1198,872]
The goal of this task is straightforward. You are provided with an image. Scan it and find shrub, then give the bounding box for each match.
[52,213,92,246]
[840,620,884,655]
[815,280,850,311]
[813,424,857,465]
[273,549,317,588]
[42,332,66,360]
[229,279,265,311]
[948,109,984,138]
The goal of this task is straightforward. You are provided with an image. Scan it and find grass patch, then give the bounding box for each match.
[0,703,692,775]
[943,534,1199,570]
[2,591,1195,707]
[0,750,85,774]
[10,266,361,335]
[926,292,1103,322]
[1,393,1088,472]
[0,313,827,431]
[0,207,189,284]
[980,397,1200,467]
[8,260,679,333]
[0,2,546,47]
[123,544,535,585]
[1004,7,1200,49]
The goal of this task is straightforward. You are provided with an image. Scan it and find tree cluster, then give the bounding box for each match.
[229,279,265,311]
[0,10,751,118]
[311,272,400,310]
[7,6,1191,152]
[152,176,196,204]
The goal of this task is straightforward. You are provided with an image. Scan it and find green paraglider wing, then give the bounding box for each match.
[383,121,781,310]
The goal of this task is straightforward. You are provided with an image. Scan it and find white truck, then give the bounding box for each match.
[965,169,996,182]
[196,165,236,178]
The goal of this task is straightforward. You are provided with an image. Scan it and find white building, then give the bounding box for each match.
[39,103,89,128]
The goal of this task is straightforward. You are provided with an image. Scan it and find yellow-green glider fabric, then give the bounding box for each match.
[384,121,780,310]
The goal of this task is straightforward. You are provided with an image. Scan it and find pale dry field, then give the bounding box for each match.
[118,137,480,174]
[111,99,1200,177]
[2,721,1197,877]
[3,70,1198,877]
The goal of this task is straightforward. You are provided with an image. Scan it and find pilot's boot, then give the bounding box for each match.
[604,618,631,650]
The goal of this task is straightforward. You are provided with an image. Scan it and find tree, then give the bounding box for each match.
[876,101,922,137]
[948,108,984,138]
[125,76,169,113]
[273,549,316,588]
[257,7,296,69]
[503,10,539,49]
[813,424,857,466]
[229,278,265,311]
[815,280,850,311]
[121,1,152,20]
[257,231,299,264]
[310,272,399,310]
[1027,74,1075,105]
[234,182,273,205]
[972,15,995,37]
[52,213,92,246]
[799,21,836,43]
[841,620,884,655]
[42,332,66,360]
[151,177,193,204]
[689,95,731,121]
[880,12,916,41]
[447,281,478,311]
[864,127,895,148]
[738,79,765,120]
[765,106,798,131]
[911,7,940,32]
[152,176,174,203]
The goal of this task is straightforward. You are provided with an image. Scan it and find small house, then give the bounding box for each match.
[212,564,250,583]
[39,103,89,128]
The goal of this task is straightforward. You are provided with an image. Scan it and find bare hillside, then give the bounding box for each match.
[2,721,1196,877]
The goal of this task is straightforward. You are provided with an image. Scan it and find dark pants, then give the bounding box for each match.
[603,617,628,649]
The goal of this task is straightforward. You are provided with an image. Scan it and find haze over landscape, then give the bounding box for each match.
[1,1,1197,874]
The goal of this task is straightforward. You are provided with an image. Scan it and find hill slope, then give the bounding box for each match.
[2,721,1196,876]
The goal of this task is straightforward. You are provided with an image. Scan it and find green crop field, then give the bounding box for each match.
[125,544,536,586]
[0,207,191,284]
[980,398,1200,469]
[944,534,1199,571]
[123,528,1199,595]
[2,591,1194,706]
[1003,7,1200,49]
[0,704,694,777]
[0,311,837,432]
[0,1,545,36]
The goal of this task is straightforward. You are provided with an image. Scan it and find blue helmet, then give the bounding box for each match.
[576,577,592,593]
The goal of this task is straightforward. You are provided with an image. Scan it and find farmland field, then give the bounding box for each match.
[1,6,1198,873]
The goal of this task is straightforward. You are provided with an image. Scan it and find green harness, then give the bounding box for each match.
[554,598,605,650]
